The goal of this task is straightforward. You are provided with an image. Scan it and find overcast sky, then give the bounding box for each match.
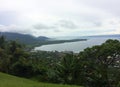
[0,0,120,37]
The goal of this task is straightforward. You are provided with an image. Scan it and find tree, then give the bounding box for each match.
[0,36,10,73]
[0,48,11,73]
[56,53,82,85]
[79,39,120,87]
[0,35,6,49]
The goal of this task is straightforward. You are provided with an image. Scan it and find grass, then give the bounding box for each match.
[0,72,82,87]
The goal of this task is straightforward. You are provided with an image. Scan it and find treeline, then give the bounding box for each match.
[0,36,120,87]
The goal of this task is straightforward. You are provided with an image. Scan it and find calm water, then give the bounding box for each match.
[34,37,120,53]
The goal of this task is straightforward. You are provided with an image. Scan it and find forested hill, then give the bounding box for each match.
[0,32,49,44]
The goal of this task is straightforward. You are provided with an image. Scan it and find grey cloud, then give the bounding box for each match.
[33,23,63,34]
[33,20,78,31]
[58,20,78,29]
[0,24,33,35]
[33,23,56,30]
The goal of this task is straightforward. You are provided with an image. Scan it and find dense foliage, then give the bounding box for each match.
[0,36,120,87]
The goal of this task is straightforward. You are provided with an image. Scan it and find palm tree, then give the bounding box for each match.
[56,53,81,84]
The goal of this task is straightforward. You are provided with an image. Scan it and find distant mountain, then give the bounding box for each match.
[37,36,49,41]
[0,32,49,44]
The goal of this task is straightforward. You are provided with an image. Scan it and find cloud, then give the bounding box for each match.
[0,24,33,34]
[33,23,56,30]
[33,20,78,30]
[57,20,78,29]
[0,0,120,37]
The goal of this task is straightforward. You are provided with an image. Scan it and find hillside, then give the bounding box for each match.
[0,32,49,44]
[0,72,81,87]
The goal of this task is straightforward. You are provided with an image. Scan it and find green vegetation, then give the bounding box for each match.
[0,72,80,87]
[0,35,120,87]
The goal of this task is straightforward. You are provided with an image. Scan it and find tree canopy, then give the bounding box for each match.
[0,36,120,87]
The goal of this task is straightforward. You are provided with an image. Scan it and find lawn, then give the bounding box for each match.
[0,72,82,87]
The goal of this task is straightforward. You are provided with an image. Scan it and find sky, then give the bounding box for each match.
[0,0,120,37]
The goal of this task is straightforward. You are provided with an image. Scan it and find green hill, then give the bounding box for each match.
[0,72,81,87]
[0,32,49,44]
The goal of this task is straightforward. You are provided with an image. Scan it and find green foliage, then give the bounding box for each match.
[79,39,120,87]
[0,36,6,49]
[0,36,120,87]
[56,54,81,85]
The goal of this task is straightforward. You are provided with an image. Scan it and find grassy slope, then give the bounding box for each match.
[0,72,81,87]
